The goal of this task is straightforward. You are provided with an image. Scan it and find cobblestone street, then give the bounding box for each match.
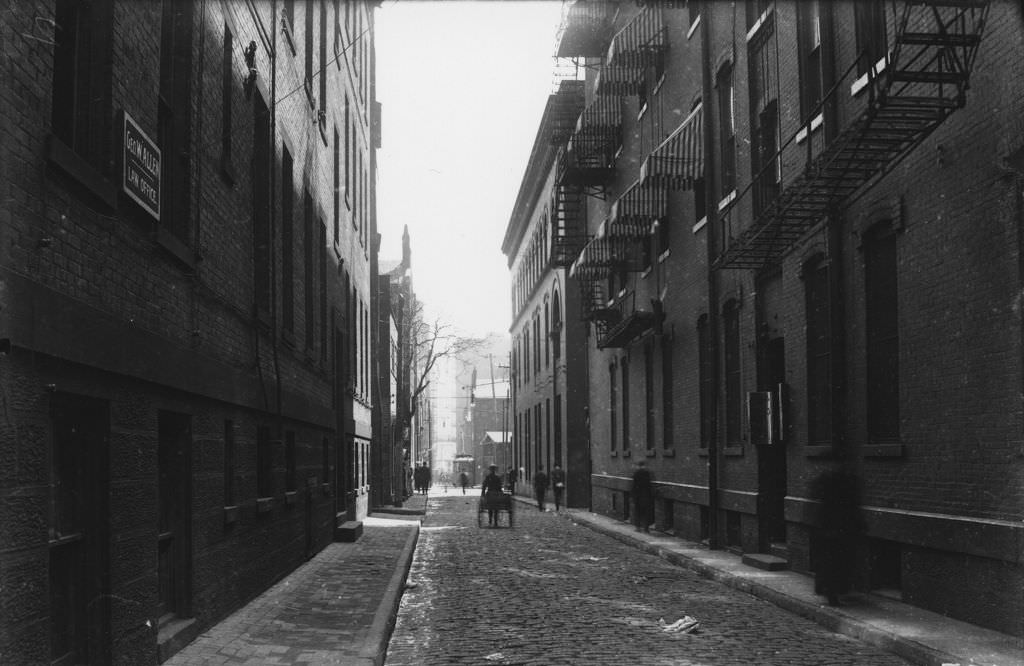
[385,495,912,666]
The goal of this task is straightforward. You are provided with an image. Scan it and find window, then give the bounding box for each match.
[609,363,618,451]
[544,301,550,368]
[551,295,562,357]
[554,395,563,464]
[286,431,296,493]
[319,0,327,112]
[661,336,674,449]
[855,0,887,76]
[224,420,235,506]
[723,300,742,445]
[345,98,351,209]
[333,126,340,242]
[644,342,655,450]
[253,93,271,314]
[304,189,315,351]
[320,222,328,359]
[864,224,899,440]
[688,0,701,32]
[257,426,273,498]
[51,0,111,172]
[804,256,832,444]
[716,63,736,197]
[282,149,295,335]
[221,25,233,169]
[621,357,631,450]
[698,315,712,448]
[748,9,780,213]
[798,1,829,123]
[304,0,314,104]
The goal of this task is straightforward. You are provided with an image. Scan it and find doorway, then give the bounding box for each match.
[50,393,111,665]
[157,411,192,624]
[757,336,788,548]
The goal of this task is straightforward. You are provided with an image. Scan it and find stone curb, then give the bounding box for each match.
[560,508,967,666]
[355,521,421,666]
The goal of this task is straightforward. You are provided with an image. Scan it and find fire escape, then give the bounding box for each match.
[714,0,991,269]
[548,80,589,268]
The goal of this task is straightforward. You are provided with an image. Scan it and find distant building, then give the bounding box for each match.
[512,0,1024,638]
[0,1,380,661]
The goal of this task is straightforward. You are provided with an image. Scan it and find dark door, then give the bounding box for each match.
[157,411,192,623]
[50,393,111,665]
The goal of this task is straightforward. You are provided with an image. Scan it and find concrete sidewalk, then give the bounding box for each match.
[549,503,1024,666]
[164,494,427,666]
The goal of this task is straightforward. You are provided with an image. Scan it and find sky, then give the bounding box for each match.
[375,1,565,339]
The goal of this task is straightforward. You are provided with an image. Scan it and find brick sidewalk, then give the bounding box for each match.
[165,516,419,666]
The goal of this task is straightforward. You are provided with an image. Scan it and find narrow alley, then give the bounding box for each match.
[384,495,910,666]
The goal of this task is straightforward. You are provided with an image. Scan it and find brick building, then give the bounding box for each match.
[0,0,380,662]
[503,79,593,508]
[530,0,1023,637]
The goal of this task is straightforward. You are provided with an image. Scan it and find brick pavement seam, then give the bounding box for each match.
[518,500,977,666]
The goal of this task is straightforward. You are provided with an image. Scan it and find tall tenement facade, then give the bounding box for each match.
[511,0,1024,636]
[0,0,380,662]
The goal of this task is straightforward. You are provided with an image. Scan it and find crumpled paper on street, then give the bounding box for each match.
[658,616,700,633]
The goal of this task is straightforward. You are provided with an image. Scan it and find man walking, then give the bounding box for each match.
[533,466,549,512]
[550,464,566,512]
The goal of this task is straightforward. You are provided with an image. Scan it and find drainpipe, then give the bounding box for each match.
[700,0,721,550]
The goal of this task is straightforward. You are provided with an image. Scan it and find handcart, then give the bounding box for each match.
[477,492,515,528]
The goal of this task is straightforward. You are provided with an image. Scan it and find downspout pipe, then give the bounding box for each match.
[700,0,721,550]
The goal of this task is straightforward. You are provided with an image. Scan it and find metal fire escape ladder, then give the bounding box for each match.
[551,184,587,268]
[714,0,990,270]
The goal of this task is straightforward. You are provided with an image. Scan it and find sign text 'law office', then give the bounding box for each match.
[122,110,161,221]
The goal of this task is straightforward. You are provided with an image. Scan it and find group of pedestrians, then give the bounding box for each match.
[412,462,431,495]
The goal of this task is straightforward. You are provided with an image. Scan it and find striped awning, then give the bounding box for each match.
[640,104,704,190]
[595,63,642,97]
[570,234,628,280]
[575,96,621,135]
[555,0,615,58]
[606,180,667,238]
[606,7,667,69]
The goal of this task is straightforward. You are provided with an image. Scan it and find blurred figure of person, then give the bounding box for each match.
[811,464,865,606]
[424,464,432,495]
[533,466,549,512]
[506,467,518,494]
[631,461,654,533]
[413,464,423,495]
[459,471,469,495]
[481,464,504,527]
[551,464,566,512]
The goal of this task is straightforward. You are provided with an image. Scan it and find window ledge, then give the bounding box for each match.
[692,216,708,234]
[697,448,709,457]
[851,53,890,97]
[622,449,632,458]
[641,266,653,279]
[723,445,744,457]
[46,135,118,210]
[687,14,701,40]
[863,443,904,458]
[645,449,656,458]
[745,6,773,43]
[658,248,671,263]
[805,444,836,458]
[284,490,298,505]
[611,450,618,457]
[661,449,675,458]
[155,228,198,270]
[718,190,737,212]
[256,496,275,513]
[321,482,332,496]
[223,505,239,525]
[796,113,824,144]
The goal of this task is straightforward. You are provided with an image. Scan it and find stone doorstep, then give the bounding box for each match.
[335,520,363,542]
[157,616,199,663]
[742,553,790,571]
